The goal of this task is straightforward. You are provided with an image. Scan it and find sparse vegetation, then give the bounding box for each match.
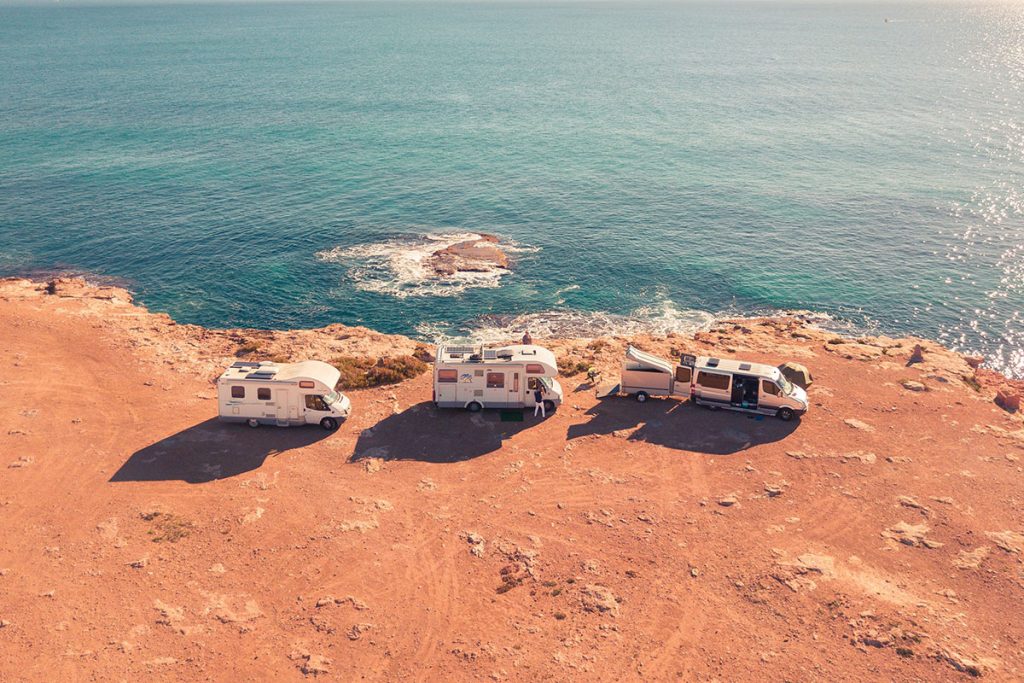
[557,358,591,377]
[553,612,567,620]
[962,374,982,392]
[235,340,263,356]
[332,355,428,389]
[412,345,434,363]
[144,512,194,543]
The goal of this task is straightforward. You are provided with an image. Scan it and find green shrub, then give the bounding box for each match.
[332,355,428,389]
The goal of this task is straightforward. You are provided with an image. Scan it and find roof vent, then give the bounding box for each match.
[738,363,751,371]
[706,358,720,367]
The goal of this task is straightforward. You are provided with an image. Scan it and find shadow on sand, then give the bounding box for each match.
[352,402,539,464]
[111,418,333,484]
[567,396,799,455]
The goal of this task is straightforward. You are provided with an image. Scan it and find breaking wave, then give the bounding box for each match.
[417,299,717,343]
[416,301,869,345]
[316,232,536,298]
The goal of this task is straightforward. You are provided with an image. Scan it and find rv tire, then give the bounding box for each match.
[466,401,483,413]
[635,391,649,403]
[543,399,556,413]
[776,407,795,422]
[320,417,339,431]
[247,418,260,428]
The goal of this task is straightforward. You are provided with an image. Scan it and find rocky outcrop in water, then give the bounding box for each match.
[428,234,509,276]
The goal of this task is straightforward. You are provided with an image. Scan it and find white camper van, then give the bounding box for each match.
[217,360,352,430]
[620,346,808,421]
[433,344,564,412]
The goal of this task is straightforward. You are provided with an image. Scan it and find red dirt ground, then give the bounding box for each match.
[1,278,1023,681]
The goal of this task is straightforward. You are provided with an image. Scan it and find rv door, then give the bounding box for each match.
[508,371,521,406]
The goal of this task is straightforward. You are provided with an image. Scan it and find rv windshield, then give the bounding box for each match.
[778,375,795,395]
[323,391,341,406]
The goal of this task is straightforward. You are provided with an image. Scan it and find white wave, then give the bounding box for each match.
[316,231,530,298]
[415,301,877,348]
[420,299,718,344]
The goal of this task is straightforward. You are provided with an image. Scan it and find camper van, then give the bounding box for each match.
[217,360,352,430]
[620,346,808,420]
[433,344,564,412]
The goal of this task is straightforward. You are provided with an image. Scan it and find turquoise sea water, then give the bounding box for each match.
[0,1,1022,376]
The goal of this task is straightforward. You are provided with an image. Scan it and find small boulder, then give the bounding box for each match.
[995,389,1020,413]
[901,380,927,392]
[580,584,619,617]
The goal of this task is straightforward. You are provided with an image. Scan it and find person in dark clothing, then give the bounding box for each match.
[533,383,546,417]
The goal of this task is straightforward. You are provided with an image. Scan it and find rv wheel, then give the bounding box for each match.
[466,401,483,413]
[247,418,260,429]
[776,407,795,422]
[543,399,556,413]
[320,417,339,431]
[635,391,649,403]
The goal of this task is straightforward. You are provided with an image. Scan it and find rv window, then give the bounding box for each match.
[761,380,780,396]
[437,369,458,383]
[257,388,271,401]
[527,377,541,391]
[486,372,505,388]
[696,371,730,391]
[304,394,328,411]
[525,363,544,374]
[231,386,245,399]
[675,366,692,383]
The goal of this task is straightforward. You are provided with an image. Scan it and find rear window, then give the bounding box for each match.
[696,371,730,391]
[437,369,458,383]
[486,372,505,388]
[675,366,692,383]
[525,363,544,374]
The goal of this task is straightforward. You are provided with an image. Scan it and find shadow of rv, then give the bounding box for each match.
[110,418,332,484]
[351,402,536,464]
[566,397,798,455]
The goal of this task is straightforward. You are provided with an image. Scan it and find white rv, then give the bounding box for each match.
[620,346,808,421]
[217,360,352,430]
[433,344,564,412]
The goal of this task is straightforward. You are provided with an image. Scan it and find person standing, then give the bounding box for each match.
[522,330,533,345]
[533,383,546,418]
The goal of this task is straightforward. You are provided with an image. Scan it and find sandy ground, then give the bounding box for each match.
[1,278,1023,682]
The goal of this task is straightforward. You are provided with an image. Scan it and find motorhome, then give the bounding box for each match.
[433,344,564,412]
[619,346,808,420]
[217,360,352,430]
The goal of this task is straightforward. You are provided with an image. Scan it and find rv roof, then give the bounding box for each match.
[218,360,341,388]
[436,344,557,369]
[696,356,779,378]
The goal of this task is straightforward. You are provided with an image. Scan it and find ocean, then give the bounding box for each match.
[0,1,1021,376]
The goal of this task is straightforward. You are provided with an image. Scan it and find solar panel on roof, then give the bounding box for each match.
[230,361,261,368]
[446,345,477,356]
[483,350,497,360]
[248,371,277,379]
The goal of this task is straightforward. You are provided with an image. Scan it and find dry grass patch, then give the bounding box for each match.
[143,512,195,543]
[332,355,428,389]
